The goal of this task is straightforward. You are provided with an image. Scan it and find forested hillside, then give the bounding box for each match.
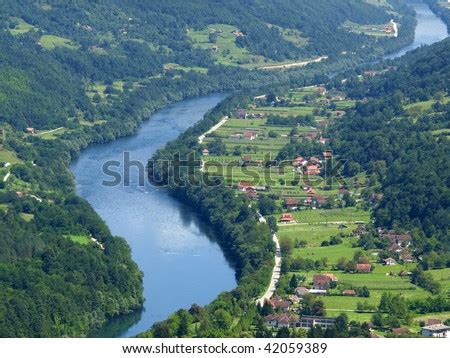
[331,38,450,268]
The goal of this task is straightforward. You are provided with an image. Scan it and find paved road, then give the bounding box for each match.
[256,212,282,306]
[198,116,228,144]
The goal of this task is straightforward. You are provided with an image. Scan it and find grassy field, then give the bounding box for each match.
[9,18,38,36]
[164,63,208,74]
[0,147,21,164]
[65,235,92,245]
[39,35,78,50]
[36,127,68,140]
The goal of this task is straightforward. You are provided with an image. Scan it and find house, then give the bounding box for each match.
[25,127,35,134]
[335,110,346,117]
[295,286,310,297]
[305,132,319,141]
[230,133,243,139]
[237,181,254,191]
[297,315,336,330]
[421,324,449,338]
[305,165,321,176]
[269,297,292,311]
[317,86,327,96]
[240,155,252,166]
[363,70,377,78]
[243,131,257,140]
[284,197,300,210]
[312,195,328,208]
[236,108,248,119]
[308,289,327,295]
[202,148,209,156]
[246,187,258,199]
[280,213,294,223]
[399,250,415,263]
[352,225,366,237]
[265,314,298,328]
[292,156,305,167]
[342,290,356,296]
[323,150,333,160]
[356,263,372,273]
[391,327,410,335]
[383,258,396,266]
[306,187,317,195]
[211,45,219,52]
[309,156,321,164]
[313,273,337,290]
[304,197,313,207]
[425,319,442,326]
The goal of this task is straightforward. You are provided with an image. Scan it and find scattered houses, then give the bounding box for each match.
[236,108,248,119]
[202,148,209,156]
[391,327,410,336]
[269,297,292,311]
[305,164,321,176]
[295,286,311,297]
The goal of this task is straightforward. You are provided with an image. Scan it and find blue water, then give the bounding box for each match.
[71,94,236,337]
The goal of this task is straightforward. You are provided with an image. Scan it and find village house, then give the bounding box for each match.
[240,155,253,166]
[352,225,366,237]
[280,213,294,223]
[210,44,219,52]
[356,263,372,273]
[243,130,258,140]
[237,181,254,191]
[265,314,298,328]
[335,110,346,117]
[304,197,313,207]
[230,133,244,139]
[202,148,209,156]
[305,131,319,141]
[284,197,300,210]
[305,165,321,176]
[313,273,337,290]
[25,127,36,134]
[269,297,292,311]
[292,156,305,168]
[421,324,449,338]
[317,86,327,96]
[236,108,248,119]
[295,286,311,297]
[296,315,336,330]
[383,257,396,266]
[425,318,442,326]
[399,250,415,263]
[342,290,356,296]
[309,156,321,165]
[312,195,328,208]
[245,187,258,199]
[306,187,317,195]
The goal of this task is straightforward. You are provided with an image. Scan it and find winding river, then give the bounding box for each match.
[72,0,447,338]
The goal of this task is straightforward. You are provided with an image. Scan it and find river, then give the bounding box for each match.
[71,94,236,337]
[384,0,448,60]
[71,0,447,338]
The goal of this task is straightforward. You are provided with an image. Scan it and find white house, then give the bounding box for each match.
[421,324,449,338]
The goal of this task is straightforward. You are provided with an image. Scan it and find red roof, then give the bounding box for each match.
[356,263,372,273]
[280,213,294,222]
[284,198,299,207]
[342,289,356,296]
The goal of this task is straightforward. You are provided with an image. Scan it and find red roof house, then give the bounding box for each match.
[356,263,372,273]
[280,213,294,223]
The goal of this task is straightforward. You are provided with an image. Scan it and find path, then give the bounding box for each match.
[258,56,328,70]
[256,212,282,306]
[198,116,228,144]
[3,172,10,182]
[37,127,64,136]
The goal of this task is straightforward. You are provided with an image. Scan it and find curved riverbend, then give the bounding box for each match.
[71,94,236,337]
[384,0,448,60]
[72,0,447,339]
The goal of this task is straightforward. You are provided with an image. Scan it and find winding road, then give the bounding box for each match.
[256,213,282,306]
